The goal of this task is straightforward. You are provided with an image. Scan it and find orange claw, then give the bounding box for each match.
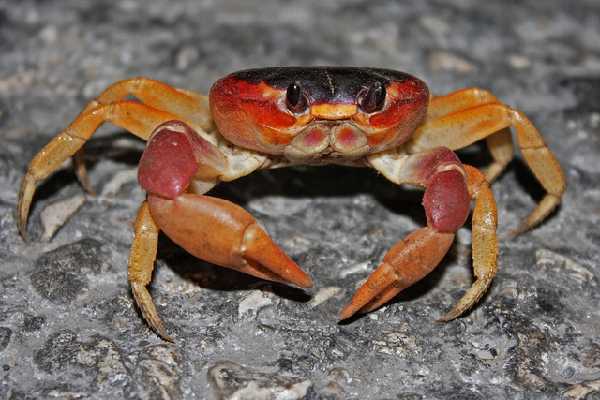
[339,227,454,320]
[147,193,312,289]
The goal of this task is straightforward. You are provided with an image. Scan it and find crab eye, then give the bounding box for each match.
[358,81,386,113]
[286,82,308,113]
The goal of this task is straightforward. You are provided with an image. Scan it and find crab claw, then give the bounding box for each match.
[241,223,313,288]
[147,193,312,289]
[339,227,454,320]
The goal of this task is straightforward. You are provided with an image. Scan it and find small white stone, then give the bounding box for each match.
[368,313,380,320]
[39,25,58,44]
[308,287,341,307]
[238,290,274,317]
[339,261,370,278]
[590,112,600,128]
[248,196,308,216]
[457,228,472,246]
[274,380,311,400]
[536,249,595,285]
[508,54,531,69]
[429,51,476,73]
[100,168,138,196]
[41,194,86,240]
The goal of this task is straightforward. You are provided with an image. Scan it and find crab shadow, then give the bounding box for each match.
[29,134,540,311]
[154,163,434,304]
[157,235,312,304]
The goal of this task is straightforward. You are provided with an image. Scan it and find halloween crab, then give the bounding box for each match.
[17,67,565,340]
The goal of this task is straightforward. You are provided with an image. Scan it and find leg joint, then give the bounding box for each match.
[423,166,471,233]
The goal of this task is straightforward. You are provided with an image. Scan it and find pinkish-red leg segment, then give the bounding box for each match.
[419,149,471,232]
[138,120,226,198]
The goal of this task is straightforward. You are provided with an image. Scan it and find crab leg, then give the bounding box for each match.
[138,121,312,289]
[73,148,95,194]
[129,195,314,342]
[439,165,497,320]
[340,148,497,320]
[483,129,513,183]
[81,77,212,131]
[407,102,565,234]
[73,78,213,187]
[339,226,455,319]
[427,88,514,182]
[427,88,500,119]
[128,201,171,341]
[17,101,178,239]
[148,193,313,289]
[129,121,311,338]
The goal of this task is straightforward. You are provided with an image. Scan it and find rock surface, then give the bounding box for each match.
[1,0,599,399]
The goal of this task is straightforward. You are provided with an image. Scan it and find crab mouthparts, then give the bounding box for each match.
[283,122,369,159]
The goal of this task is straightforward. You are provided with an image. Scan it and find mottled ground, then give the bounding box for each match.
[1,1,600,399]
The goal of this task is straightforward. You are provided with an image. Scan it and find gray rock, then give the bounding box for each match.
[208,361,313,400]
[0,327,11,352]
[30,238,111,304]
[133,344,184,400]
[22,314,45,333]
[1,0,599,399]
[33,330,133,397]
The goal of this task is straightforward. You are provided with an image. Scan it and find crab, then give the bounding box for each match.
[17,67,565,340]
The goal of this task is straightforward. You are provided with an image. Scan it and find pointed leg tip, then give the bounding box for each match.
[131,283,173,342]
[83,186,97,197]
[157,330,174,342]
[16,207,30,242]
[17,173,37,242]
[294,273,314,289]
[17,222,28,242]
[149,319,174,342]
[338,304,357,321]
[508,224,529,239]
[437,308,462,322]
[78,172,97,196]
[338,262,402,322]
[150,320,174,342]
[243,224,313,289]
[270,267,313,290]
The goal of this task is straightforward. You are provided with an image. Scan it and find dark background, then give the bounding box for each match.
[1,0,599,399]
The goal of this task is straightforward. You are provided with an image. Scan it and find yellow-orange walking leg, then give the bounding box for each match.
[73,148,95,195]
[510,110,565,234]
[427,87,500,119]
[483,128,513,183]
[128,201,172,341]
[427,88,514,182]
[73,78,212,195]
[17,101,178,239]
[408,103,565,233]
[83,77,212,131]
[439,165,498,321]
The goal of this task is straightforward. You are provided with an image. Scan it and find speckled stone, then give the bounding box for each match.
[1,0,599,399]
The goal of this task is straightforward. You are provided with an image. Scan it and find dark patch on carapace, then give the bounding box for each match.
[230,67,423,104]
